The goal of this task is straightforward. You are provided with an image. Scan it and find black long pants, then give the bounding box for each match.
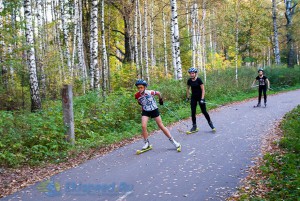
[258,85,267,103]
[191,98,211,125]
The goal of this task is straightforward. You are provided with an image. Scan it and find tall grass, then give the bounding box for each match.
[1,66,300,167]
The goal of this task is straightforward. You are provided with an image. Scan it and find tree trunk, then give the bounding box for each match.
[202,0,207,83]
[285,0,297,68]
[144,0,149,83]
[138,0,143,78]
[36,0,46,99]
[170,0,182,80]
[60,0,72,77]
[150,0,155,68]
[90,0,99,90]
[170,16,177,79]
[24,0,42,112]
[162,11,168,76]
[235,0,239,82]
[134,0,140,77]
[272,0,281,65]
[191,3,197,68]
[101,0,108,97]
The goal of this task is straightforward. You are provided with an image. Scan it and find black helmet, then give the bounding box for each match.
[258,68,264,73]
[135,79,147,87]
[188,67,198,73]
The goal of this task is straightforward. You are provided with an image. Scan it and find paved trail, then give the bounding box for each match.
[2,90,300,201]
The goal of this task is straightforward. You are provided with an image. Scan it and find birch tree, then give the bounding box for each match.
[90,0,99,90]
[170,0,182,80]
[272,0,280,65]
[202,0,207,83]
[170,18,177,79]
[285,0,297,68]
[162,10,168,76]
[24,0,42,111]
[150,0,155,68]
[101,0,108,97]
[0,0,5,86]
[36,0,46,99]
[138,0,143,78]
[144,0,149,83]
[134,0,140,77]
[60,0,72,77]
[191,3,197,68]
[235,0,240,82]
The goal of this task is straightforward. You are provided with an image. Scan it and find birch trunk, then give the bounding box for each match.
[76,0,87,93]
[235,0,239,82]
[60,0,72,77]
[138,0,143,78]
[144,0,149,83]
[101,0,108,97]
[162,11,168,76]
[272,0,280,65]
[170,0,182,80]
[150,0,155,68]
[24,0,42,112]
[90,0,99,90]
[202,0,207,83]
[191,3,197,68]
[51,0,64,83]
[72,0,79,76]
[36,0,46,99]
[0,0,6,87]
[285,0,297,68]
[170,18,177,79]
[134,0,140,77]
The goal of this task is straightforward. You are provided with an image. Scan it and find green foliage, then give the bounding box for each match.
[255,106,300,200]
[1,66,300,168]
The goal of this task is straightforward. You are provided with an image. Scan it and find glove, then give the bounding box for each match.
[200,99,205,104]
[159,98,164,105]
[186,97,190,102]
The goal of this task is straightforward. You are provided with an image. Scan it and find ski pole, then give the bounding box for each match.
[163,104,189,128]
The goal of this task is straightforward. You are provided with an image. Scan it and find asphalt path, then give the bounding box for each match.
[2,89,300,201]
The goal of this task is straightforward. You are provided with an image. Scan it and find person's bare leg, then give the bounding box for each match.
[141,116,149,139]
[154,116,172,138]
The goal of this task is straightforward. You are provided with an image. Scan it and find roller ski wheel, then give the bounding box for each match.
[253,104,261,108]
[177,145,182,152]
[186,128,199,134]
[212,128,216,133]
[136,145,152,155]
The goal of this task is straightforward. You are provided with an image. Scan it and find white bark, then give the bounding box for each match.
[90,0,99,89]
[101,0,108,97]
[162,11,168,76]
[60,0,72,77]
[134,0,140,77]
[36,0,46,98]
[51,0,63,83]
[202,0,207,83]
[24,0,42,111]
[150,0,155,68]
[170,18,177,79]
[235,0,239,82]
[272,0,281,65]
[138,0,143,77]
[191,3,197,68]
[72,0,79,75]
[170,0,182,80]
[144,0,149,83]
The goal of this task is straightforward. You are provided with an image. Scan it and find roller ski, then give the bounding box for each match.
[253,103,261,108]
[186,124,199,134]
[136,140,152,155]
[208,121,216,132]
[169,138,181,152]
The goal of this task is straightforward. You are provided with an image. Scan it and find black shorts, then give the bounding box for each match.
[142,108,160,118]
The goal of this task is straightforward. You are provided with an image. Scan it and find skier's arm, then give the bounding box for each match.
[251,79,257,87]
[186,85,191,98]
[266,78,270,89]
[200,84,205,99]
[155,91,164,105]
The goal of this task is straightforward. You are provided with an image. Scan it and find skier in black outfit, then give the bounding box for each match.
[251,68,270,107]
[186,67,215,133]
